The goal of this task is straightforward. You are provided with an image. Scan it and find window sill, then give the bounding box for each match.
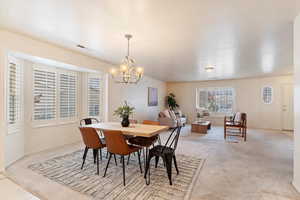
[31,120,78,129]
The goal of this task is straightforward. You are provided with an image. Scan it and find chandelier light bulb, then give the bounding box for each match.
[136,67,144,74]
[120,64,128,72]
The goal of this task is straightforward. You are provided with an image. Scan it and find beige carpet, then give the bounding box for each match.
[28,149,204,200]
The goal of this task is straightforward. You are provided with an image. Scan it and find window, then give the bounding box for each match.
[197,87,235,114]
[59,72,77,119]
[33,68,56,120]
[7,58,23,126]
[33,67,79,121]
[262,86,273,104]
[88,75,101,117]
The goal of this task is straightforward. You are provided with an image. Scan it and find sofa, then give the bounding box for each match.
[158,109,187,128]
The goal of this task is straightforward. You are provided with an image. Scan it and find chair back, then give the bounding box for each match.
[79,127,104,149]
[103,130,130,155]
[143,120,160,125]
[80,118,99,126]
[241,113,247,126]
[162,125,182,153]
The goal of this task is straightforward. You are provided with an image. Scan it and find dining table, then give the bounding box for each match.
[82,122,169,174]
[83,122,169,138]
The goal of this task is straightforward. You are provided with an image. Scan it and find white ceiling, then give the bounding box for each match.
[0,0,299,82]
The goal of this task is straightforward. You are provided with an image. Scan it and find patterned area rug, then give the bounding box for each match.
[29,149,204,200]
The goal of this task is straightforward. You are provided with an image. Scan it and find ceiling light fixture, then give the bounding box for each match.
[205,65,215,72]
[109,34,143,84]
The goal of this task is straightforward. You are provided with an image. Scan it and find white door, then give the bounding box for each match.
[282,84,294,131]
[5,56,24,167]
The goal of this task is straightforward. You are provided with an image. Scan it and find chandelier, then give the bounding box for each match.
[109,34,144,84]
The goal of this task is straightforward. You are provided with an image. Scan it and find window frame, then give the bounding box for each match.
[196,87,236,116]
[262,86,273,104]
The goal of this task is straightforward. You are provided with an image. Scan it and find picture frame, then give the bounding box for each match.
[148,87,158,106]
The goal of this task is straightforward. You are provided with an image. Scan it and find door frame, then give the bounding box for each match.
[281,83,294,131]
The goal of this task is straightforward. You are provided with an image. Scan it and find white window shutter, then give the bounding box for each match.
[59,72,77,119]
[33,69,56,120]
[7,59,23,129]
[88,76,101,117]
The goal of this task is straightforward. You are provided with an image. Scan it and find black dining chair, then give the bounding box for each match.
[144,125,182,185]
[80,118,99,126]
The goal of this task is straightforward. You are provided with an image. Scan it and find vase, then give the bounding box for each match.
[121,116,130,127]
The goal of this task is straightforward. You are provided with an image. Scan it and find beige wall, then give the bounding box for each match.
[167,75,293,130]
[293,13,300,192]
[0,30,110,171]
[108,76,167,122]
[0,30,166,170]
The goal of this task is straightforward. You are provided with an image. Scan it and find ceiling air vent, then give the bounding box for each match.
[76,44,86,49]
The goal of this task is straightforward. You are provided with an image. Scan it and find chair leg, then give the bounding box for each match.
[173,155,179,175]
[103,152,112,177]
[224,126,227,140]
[96,149,99,175]
[137,151,143,173]
[244,127,247,141]
[122,155,126,186]
[127,154,131,165]
[144,152,152,179]
[155,156,159,168]
[81,147,88,170]
[100,148,102,161]
[165,155,173,185]
[93,149,97,164]
[113,154,117,166]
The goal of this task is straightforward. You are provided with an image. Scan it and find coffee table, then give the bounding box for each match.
[191,121,211,134]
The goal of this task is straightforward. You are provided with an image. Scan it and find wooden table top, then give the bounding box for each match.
[83,122,169,137]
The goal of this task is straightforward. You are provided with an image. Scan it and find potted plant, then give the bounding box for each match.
[166,93,179,110]
[113,101,135,127]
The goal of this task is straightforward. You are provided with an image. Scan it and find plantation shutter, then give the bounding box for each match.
[33,69,56,120]
[7,60,23,127]
[88,76,101,117]
[59,72,77,119]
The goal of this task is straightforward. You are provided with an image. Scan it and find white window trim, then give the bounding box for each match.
[262,86,273,104]
[196,87,236,116]
[31,65,80,127]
